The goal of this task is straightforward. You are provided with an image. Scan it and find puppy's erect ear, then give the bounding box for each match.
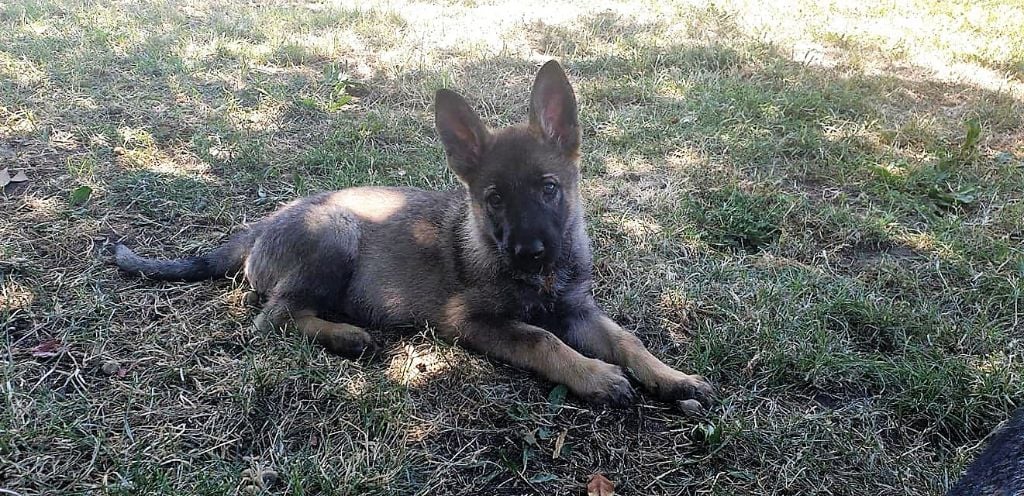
[435,89,489,180]
[528,60,580,157]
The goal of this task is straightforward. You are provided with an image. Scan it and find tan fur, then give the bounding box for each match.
[294,313,377,358]
[574,314,711,402]
[440,316,634,405]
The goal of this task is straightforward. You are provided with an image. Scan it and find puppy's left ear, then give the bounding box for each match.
[528,60,581,157]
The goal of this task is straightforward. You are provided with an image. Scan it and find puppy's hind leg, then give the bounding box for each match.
[293,312,379,360]
[253,296,289,333]
[253,298,377,359]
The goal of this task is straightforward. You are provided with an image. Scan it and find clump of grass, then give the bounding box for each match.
[869,119,984,215]
[685,185,791,253]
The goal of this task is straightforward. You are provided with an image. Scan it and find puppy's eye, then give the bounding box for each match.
[486,192,503,208]
[542,182,558,197]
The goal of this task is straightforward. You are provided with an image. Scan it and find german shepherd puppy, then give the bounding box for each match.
[114,61,712,407]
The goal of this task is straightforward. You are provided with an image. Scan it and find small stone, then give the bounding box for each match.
[101,360,121,376]
[259,469,279,488]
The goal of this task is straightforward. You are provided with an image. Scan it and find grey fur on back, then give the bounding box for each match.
[242,183,590,329]
[114,181,592,331]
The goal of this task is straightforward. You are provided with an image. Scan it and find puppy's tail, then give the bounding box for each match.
[113,229,257,282]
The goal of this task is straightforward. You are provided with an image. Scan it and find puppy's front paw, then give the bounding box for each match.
[574,360,636,407]
[658,372,714,407]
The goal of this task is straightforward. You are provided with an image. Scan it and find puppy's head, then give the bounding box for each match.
[435,60,582,275]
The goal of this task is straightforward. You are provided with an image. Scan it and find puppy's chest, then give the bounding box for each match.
[515,285,558,315]
[510,273,577,325]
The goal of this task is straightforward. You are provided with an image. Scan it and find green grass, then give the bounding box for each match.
[2,0,1023,494]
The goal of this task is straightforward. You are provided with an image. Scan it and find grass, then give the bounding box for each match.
[2,0,1023,494]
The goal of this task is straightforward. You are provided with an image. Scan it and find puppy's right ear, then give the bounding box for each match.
[435,89,489,181]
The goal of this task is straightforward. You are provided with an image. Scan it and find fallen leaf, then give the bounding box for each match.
[552,429,567,459]
[30,339,62,358]
[547,384,567,413]
[523,429,538,447]
[587,473,615,496]
[690,421,723,446]
[0,168,9,188]
[536,427,553,440]
[69,185,92,206]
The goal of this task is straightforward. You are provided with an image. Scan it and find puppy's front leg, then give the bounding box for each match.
[443,319,635,406]
[564,307,713,406]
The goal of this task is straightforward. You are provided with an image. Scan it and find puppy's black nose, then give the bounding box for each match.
[514,240,545,260]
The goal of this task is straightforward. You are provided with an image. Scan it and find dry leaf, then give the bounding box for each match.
[587,473,615,496]
[30,339,62,358]
[2,169,31,189]
[552,429,567,459]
